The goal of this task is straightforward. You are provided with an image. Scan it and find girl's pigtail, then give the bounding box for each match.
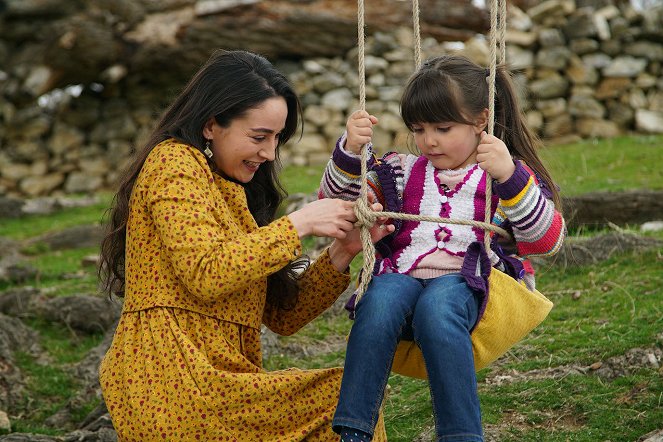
[493,66,562,210]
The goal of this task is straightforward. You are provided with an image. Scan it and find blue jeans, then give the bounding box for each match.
[333,273,483,442]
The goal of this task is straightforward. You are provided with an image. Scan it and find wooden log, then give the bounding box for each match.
[563,190,663,230]
[1,0,488,93]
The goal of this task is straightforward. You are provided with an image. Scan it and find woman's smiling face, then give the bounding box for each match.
[203,96,287,183]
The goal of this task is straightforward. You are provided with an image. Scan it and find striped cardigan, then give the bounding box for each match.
[319,136,566,287]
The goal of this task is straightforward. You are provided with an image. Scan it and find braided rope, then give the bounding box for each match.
[500,0,507,69]
[353,0,507,298]
[412,0,422,69]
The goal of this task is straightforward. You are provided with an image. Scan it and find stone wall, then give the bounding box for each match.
[1,0,662,197]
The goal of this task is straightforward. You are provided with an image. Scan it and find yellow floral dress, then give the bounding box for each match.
[99,139,386,441]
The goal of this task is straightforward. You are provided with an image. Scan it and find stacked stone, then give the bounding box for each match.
[504,0,663,141]
[1,1,662,197]
[283,0,663,165]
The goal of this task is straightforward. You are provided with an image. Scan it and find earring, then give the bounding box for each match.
[203,139,214,159]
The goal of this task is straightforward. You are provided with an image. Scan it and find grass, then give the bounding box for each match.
[12,352,76,436]
[480,372,663,441]
[280,164,327,195]
[476,247,663,441]
[280,135,663,198]
[0,193,112,240]
[262,246,663,441]
[1,135,662,438]
[9,318,105,434]
[0,247,100,294]
[24,317,105,364]
[508,248,663,368]
[539,135,663,196]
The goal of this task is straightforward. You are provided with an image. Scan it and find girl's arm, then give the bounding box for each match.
[318,131,407,210]
[318,132,378,201]
[493,161,566,257]
[319,109,389,203]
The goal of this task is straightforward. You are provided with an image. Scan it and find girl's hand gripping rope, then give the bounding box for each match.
[476,130,516,183]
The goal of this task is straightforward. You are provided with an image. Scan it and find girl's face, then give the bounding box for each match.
[203,96,287,183]
[411,111,487,170]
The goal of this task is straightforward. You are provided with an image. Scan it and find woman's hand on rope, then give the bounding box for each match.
[344,110,379,155]
[288,198,357,239]
[328,201,394,271]
[476,131,516,183]
[338,200,394,256]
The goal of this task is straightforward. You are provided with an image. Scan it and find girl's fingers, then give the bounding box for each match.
[370,202,383,211]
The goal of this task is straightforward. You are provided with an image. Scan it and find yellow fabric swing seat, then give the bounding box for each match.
[391,265,553,379]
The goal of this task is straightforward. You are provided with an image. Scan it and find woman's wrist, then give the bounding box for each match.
[287,212,310,238]
[327,240,355,273]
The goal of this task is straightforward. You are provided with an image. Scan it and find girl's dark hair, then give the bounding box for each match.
[400,54,562,209]
[99,49,306,310]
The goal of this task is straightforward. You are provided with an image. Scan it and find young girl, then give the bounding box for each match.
[319,54,566,442]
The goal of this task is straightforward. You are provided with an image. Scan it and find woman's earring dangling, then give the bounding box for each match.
[203,139,214,159]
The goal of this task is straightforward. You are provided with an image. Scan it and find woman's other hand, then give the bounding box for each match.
[328,202,395,272]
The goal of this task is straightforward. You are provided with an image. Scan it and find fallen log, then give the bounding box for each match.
[563,190,663,230]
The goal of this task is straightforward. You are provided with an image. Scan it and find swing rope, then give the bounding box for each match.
[412,0,422,69]
[353,0,509,299]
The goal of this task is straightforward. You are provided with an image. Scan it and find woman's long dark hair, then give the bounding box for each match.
[99,49,307,310]
[400,54,562,209]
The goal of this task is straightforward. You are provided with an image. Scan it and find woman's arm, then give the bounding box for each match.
[263,205,395,335]
[261,247,350,336]
[146,145,364,304]
[147,157,303,303]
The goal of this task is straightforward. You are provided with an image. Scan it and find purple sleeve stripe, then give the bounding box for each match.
[328,168,362,192]
[526,208,557,242]
[494,161,530,200]
[321,179,354,199]
[502,183,539,219]
[511,196,546,230]
[331,136,375,176]
[330,160,360,179]
[516,209,556,244]
[321,167,350,196]
[322,175,360,199]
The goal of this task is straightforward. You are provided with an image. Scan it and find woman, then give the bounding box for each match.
[98,49,391,441]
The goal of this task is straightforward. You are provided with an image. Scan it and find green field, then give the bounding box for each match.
[1,135,661,440]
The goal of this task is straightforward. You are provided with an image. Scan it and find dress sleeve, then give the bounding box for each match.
[493,161,566,257]
[146,153,302,303]
[262,248,351,336]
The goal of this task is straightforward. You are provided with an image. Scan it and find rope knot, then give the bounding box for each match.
[354,197,376,228]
